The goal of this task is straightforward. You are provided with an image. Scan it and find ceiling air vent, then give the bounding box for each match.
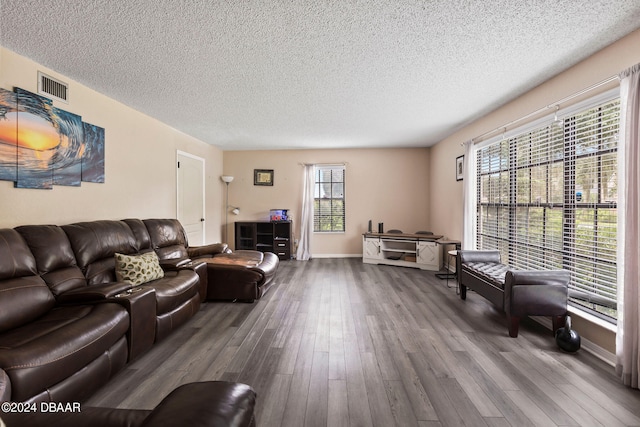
[38,72,68,103]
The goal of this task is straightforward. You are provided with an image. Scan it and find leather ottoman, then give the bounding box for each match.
[200,250,278,302]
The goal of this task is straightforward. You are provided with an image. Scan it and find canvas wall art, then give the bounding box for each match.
[0,88,18,182]
[82,122,105,183]
[0,87,105,189]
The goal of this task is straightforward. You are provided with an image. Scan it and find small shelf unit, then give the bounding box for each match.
[235,221,292,260]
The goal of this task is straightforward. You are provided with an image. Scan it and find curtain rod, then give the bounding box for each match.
[466,74,620,145]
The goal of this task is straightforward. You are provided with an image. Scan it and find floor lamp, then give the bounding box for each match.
[221,175,234,243]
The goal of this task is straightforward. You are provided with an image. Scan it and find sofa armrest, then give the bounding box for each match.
[141,381,256,427]
[161,260,208,301]
[56,282,133,304]
[458,250,501,264]
[504,270,570,317]
[160,258,193,271]
[188,243,230,259]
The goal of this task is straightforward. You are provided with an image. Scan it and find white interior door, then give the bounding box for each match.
[177,151,205,246]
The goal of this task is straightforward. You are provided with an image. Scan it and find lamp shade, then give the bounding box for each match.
[221,175,234,183]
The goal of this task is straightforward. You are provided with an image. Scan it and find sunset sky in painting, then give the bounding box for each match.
[0,112,59,151]
[18,113,59,151]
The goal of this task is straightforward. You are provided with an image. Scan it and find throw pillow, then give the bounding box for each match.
[115,251,164,285]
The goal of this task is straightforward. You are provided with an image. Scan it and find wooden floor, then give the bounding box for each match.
[86,258,640,426]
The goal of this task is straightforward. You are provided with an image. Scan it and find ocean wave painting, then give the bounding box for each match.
[0,88,18,181]
[0,87,105,189]
[51,107,83,186]
[82,122,105,183]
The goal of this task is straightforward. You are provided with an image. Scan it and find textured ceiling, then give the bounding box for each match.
[1,1,640,150]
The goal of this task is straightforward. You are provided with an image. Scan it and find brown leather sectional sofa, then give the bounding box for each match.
[0,217,276,409]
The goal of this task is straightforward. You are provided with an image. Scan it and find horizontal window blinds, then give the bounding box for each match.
[476,98,619,319]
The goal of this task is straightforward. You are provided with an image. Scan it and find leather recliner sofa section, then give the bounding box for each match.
[142,218,279,302]
[61,220,202,342]
[0,228,129,404]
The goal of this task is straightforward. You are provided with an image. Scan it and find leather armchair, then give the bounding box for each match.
[0,381,256,427]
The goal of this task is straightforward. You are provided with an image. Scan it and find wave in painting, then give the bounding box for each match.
[13,88,84,188]
[82,122,105,183]
[0,88,18,181]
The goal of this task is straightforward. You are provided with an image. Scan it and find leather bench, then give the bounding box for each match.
[457,250,570,337]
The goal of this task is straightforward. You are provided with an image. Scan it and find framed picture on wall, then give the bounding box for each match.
[254,169,274,186]
[456,155,464,181]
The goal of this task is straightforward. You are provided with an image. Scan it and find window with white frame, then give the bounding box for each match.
[476,95,619,320]
[314,165,345,232]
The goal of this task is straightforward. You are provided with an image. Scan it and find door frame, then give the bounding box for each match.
[176,150,205,244]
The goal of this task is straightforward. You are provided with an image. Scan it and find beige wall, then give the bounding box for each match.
[223,147,431,255]
[429,28,640,353]
[0,48,224,243]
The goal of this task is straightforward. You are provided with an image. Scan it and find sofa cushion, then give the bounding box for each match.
[463,262,511,288]
[0,303,129,401]
[16,225,87,296]
[115,252,165,286]
[123,218,153,252]
[0,229,56,333]
[143,219,189,261]
[0,229,38,281]
[63,221,139,285]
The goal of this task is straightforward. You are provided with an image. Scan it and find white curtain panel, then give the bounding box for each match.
[296,164,315,261]
[616,63,640,389]
[462,140,477,250]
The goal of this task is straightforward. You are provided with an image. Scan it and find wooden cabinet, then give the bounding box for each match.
[362,233,442,271]
[235,221,292,260]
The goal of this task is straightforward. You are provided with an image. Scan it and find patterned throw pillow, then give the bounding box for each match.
[114,252,164,285]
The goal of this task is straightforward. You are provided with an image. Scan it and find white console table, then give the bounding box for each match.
[362,232,443,271]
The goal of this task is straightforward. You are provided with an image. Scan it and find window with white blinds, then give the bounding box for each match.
[314,165,345,232]
[476,97,619,319]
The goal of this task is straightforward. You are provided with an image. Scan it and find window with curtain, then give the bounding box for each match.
[314,165,345,232]
[476,96,619,320]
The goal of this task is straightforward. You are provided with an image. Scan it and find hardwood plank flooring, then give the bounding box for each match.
[86,258,640,426]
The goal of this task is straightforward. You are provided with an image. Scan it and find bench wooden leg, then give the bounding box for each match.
[460,284,467,300]
[552,314,567,335]
[508,315,520,338]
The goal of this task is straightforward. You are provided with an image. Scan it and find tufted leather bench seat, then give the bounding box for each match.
[457,250,570,337]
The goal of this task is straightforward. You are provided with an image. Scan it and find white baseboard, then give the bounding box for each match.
[531,316,615,366]
[307,254,362,259]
